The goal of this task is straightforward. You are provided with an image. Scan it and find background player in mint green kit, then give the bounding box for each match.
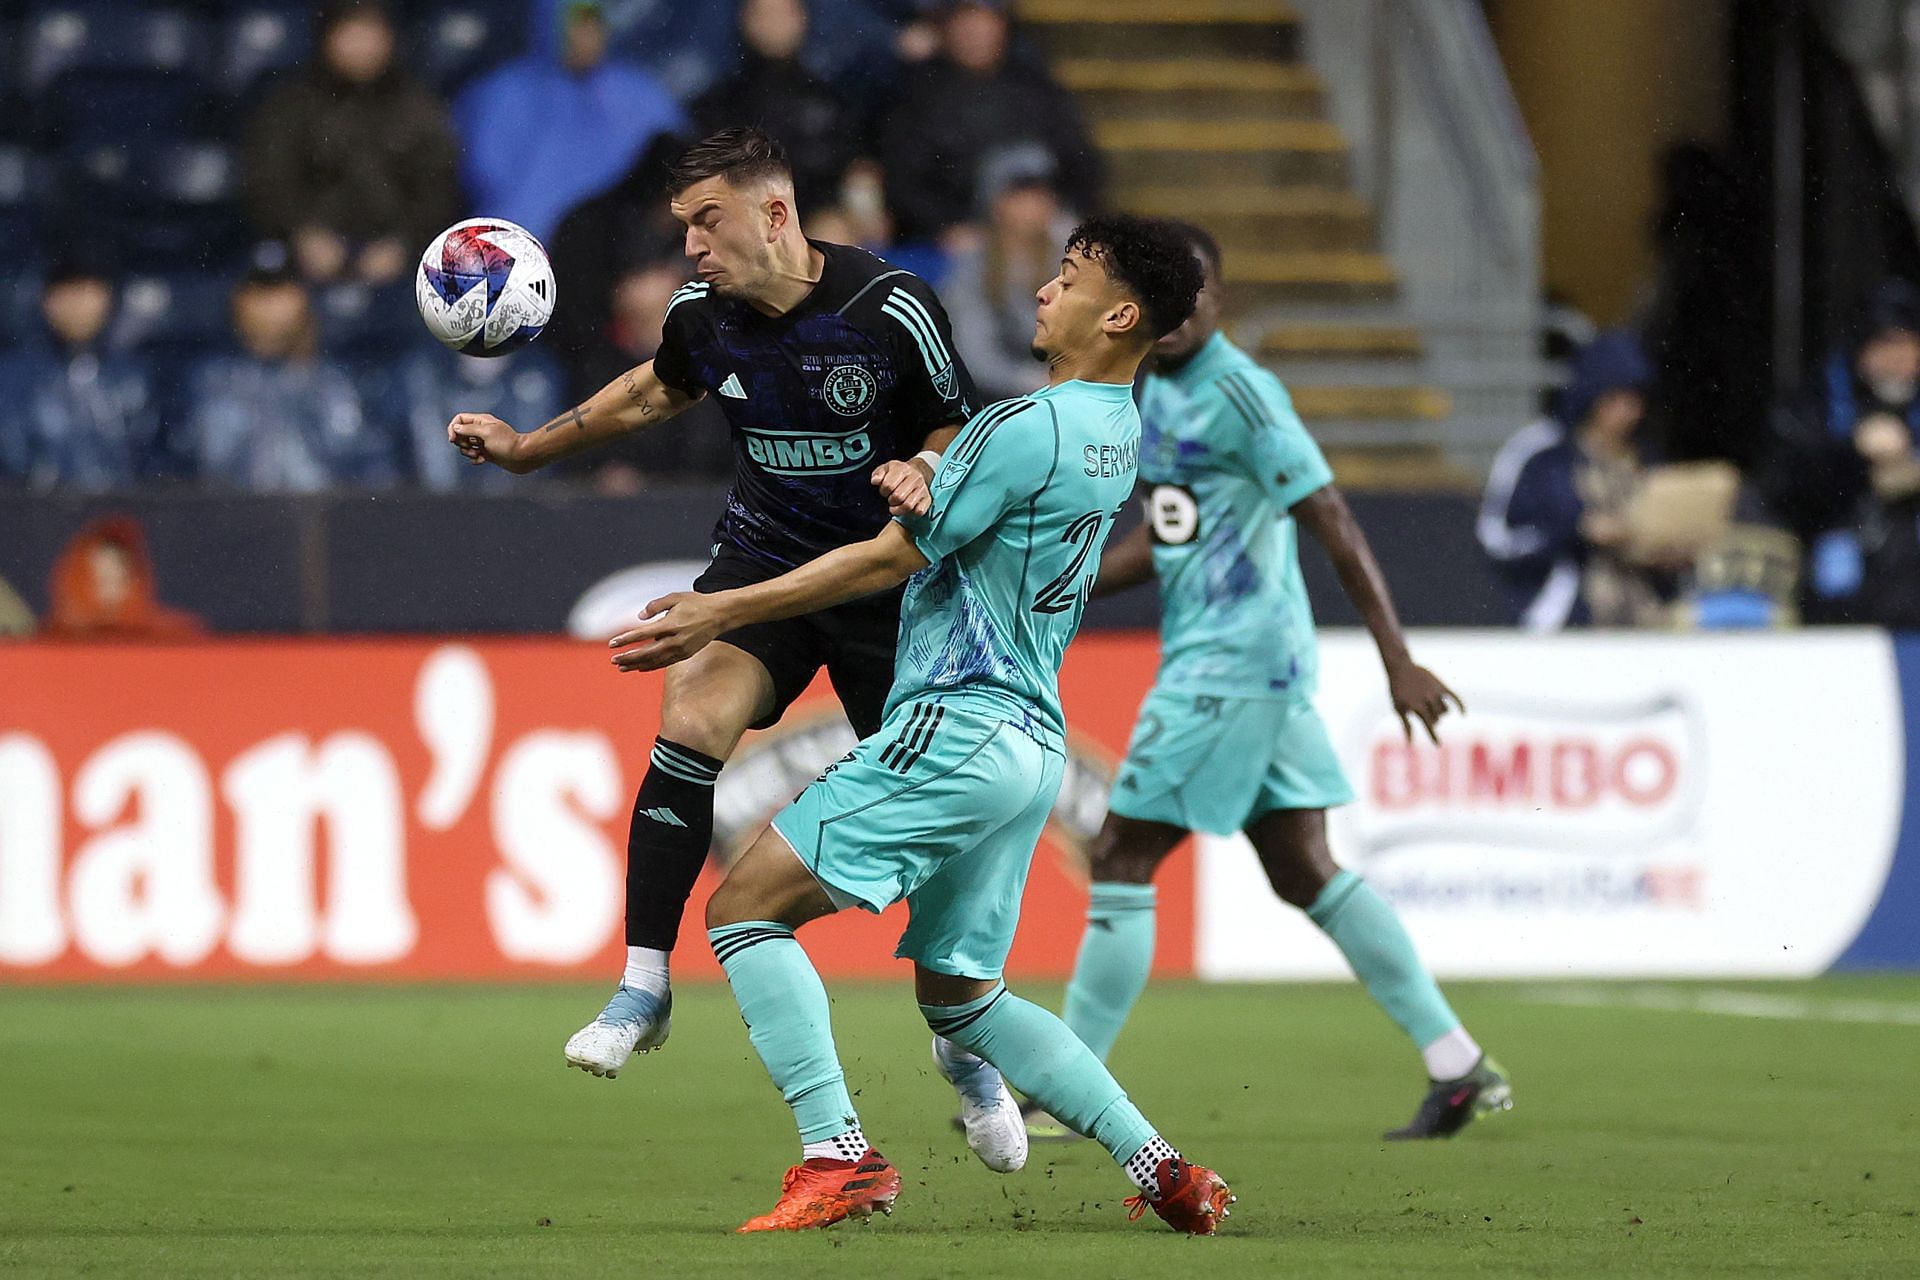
[610,217,1235,1236]
[1057,223,1512,1142]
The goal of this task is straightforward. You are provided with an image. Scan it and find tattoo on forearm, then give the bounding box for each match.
[620,370,642,401]
[537,406,589,435]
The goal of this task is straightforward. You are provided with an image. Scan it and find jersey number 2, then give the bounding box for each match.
[1032,506,1123,615]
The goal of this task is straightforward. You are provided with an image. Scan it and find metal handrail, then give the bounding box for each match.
[1379,0,1538,273]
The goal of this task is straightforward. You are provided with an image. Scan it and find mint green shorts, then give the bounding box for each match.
[1107,686,1355,835]
[771,698,1065,980]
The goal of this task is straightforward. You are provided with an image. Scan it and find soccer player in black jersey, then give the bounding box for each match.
[448,129,976,1077]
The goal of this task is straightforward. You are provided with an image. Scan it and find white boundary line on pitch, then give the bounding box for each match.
[1515,984,1920,1027]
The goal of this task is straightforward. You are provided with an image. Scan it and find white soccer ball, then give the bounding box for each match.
[415,217,556,356]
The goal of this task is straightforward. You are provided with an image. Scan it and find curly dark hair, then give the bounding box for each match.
[666,127,792,197]
[1063,214,1207,339]
[1158,218,1223,278]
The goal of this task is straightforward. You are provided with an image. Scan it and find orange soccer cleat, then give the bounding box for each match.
[735,1149,903,1233]
[1125,1157,1235,1235]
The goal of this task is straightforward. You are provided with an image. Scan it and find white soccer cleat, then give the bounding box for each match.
[563,985,671,1079]
[932,1037,1029,1174]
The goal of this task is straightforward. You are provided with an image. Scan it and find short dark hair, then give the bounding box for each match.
[1159,218,1222,279]
[1064,214,1207,339]
[666,127,793,197]
[319,0,392,38]
[44,248,117,289]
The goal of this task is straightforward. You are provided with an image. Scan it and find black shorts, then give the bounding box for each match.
[693,546,902,738]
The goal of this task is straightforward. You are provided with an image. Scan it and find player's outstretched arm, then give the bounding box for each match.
[447,360,702,474]
[1292,485,1463,743]
[1091,522,1155,598]
[610,523,932,672]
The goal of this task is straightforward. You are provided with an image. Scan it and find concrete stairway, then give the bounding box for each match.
[1021,0,1461,484]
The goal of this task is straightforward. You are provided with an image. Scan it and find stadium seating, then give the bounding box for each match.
[38,71,213,147]
[21,4,211,95]
[108,270,237,359]
[0,143,42,260]
[407,0,529,93]
[0,273,43,353]
[53,139,243,266]
[314,280,433,362]
[215,2,315,101]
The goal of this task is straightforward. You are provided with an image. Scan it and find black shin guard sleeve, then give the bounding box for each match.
[624,739,723,950]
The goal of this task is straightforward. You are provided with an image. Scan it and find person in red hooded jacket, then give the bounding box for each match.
[41,516,204,641]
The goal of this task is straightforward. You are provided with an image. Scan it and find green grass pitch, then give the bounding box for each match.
[3,978,1916,1277]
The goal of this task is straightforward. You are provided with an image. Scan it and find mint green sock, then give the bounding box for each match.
[1307,870,1462,1050]
[923,984,1155,1165]
[709,921,857,1142]
[1062,882,1157,1062]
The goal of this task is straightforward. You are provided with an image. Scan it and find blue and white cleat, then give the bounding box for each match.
[932,1036,1028,1173]
[563,985,672,1078]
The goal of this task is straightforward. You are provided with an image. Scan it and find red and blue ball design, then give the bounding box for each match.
[415,218,555,357]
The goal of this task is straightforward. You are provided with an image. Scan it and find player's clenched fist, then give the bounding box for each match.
[447,412,530,472]
[871,456,936,517]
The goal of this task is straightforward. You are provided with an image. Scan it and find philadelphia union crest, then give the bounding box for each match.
[822,363,878,417]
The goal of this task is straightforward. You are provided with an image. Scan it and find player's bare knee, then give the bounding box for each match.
[704,878,748,930]
[1089,850,1157,883]
[1086,817,1181,884]
[915,965,998,1011]
[708,829,835,931]
[659,661,761,758]
[1249,810,1339,908]
[1264,861,1328,909]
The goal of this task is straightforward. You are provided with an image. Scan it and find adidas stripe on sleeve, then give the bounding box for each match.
[1213,369,1332,511]
[651,282,713,394]
[881,281,976,433]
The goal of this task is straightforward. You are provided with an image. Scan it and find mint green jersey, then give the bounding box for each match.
[892,380,1140,746]
[1137,331,1333,701]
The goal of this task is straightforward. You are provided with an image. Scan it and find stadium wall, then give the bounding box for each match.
[0,488,1509,633]
[2,631,1917,983]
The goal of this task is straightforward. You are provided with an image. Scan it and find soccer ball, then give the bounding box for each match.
[415,218,556,356]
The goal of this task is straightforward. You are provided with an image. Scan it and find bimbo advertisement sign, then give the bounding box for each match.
[1198,632,1907,979]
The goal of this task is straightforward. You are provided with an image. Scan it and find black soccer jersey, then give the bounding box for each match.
[651,240,978,569]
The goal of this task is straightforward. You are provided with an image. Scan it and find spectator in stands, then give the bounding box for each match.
[1478,331,1666,630]
[545,136,687,370]
[880,0,1102,246]
[557,256,731,491]
[1771,279,1920,625]
[183,260,404,492]
[456,0,687,242]
[939,149,1073,401]
[398,347,565,493]
[244,1,460,285]
[691,0,859,209]
[0,259,160,491]
[800,160,951,285]
[0,573,32,638]
[41,516,204,640]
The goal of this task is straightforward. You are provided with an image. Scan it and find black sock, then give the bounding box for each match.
[624,738,723,950]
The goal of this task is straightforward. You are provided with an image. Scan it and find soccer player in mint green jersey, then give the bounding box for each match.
[611,216,1235,1236]
[1056,223,1511,1142]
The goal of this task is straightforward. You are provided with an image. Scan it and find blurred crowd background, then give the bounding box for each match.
[6,0,1920,637]
[0,0,1108,496]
